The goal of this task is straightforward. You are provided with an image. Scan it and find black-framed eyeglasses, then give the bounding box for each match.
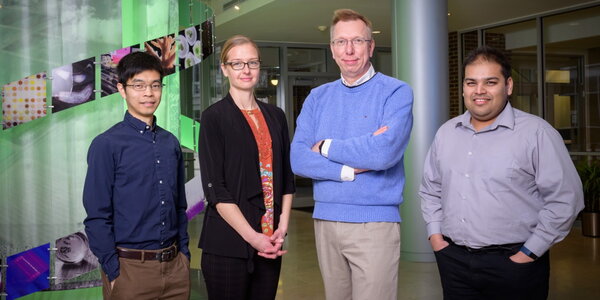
[125,83,165,91]
[331,38,372,47]
[224,60,261,70]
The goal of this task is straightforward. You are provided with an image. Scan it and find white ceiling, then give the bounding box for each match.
[211,0,599,46]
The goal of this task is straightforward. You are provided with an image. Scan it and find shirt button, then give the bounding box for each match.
[162,222,165,226]
[157,160,160,164]
[146,125,150,129]
[461,218,466,223]
[152,140,156,143]
[159,180,163,184]
[161,241,164,245]
[139,130,143,134]
[161,201,165,205]
[465,173,470,178]
[468,151,472,155]
[208,183,213,188]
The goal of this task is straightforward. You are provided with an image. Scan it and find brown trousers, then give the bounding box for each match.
[101,251,190,300]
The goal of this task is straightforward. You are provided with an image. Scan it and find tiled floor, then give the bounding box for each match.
[188,206,600,299]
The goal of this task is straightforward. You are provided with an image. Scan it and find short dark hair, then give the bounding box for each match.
[463,45,511,81]
[117,51,164,84]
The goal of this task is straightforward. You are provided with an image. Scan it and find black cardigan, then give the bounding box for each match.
[198,93,295,258]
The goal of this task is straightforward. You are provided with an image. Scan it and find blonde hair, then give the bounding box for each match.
[220,35,260,63]
[330,9,373,40]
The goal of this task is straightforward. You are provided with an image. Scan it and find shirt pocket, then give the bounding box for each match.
[480,154,518,193]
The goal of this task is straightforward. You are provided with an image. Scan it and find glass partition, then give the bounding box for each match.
[288,47,327,72]
[484,20,539,115]
[0,0,215,293]
[461,30,479,61]
[256,46,280,106]
[544,6,600,161]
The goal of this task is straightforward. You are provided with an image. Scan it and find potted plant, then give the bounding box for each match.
[577,161,600,237]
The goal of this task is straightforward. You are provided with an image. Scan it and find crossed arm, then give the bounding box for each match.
[291,86,413,180]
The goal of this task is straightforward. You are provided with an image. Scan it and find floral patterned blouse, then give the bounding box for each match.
[241,108,275,236]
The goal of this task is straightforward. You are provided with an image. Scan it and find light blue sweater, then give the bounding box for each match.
[291,72,413,222]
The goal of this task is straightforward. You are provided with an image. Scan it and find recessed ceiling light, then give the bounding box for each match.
[234,5,240,10]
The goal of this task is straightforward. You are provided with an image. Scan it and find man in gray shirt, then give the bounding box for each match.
[419,45,583,299]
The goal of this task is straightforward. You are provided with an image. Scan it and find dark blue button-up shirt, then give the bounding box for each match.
[83,112,190,281]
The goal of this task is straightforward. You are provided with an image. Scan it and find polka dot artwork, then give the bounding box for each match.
[2,72,47,129]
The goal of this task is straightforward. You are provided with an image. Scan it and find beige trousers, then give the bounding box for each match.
[314,219,401,300]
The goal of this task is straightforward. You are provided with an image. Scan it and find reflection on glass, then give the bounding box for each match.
[544,6,600,158]
[374,50,392,76]
[288,48,326,72]
[484,20,539,115]
[256,47,280,106]
[461,31,479,61]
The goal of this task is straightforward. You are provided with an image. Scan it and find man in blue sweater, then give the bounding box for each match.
[290,8,413,300]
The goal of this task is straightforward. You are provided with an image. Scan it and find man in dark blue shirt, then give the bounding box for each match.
[83,51,190,299]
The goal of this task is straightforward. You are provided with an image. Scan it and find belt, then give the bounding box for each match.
[444,236,522,254]
[117,244,178,262]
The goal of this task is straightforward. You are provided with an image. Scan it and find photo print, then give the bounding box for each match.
[177,24,202,71]
[100,46,140,97]
[6,243,50,300]
[53,231,99,284]
[145,34,176,76]
[185,168,206,220]
[2,72,47,130]
[201,19,214,59]
[51,57,96,113]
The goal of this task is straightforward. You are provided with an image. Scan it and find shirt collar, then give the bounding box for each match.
[455,101,515,131]
[124,111,156,132]
[341,64,375,87]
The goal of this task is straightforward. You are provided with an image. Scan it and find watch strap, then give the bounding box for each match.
[520,246,538,260]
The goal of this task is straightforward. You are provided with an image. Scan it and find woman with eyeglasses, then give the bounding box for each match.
[198,35,295,300]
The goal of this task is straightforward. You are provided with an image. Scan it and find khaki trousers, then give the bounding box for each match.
[101,251,190,300]
[314,219,400,300]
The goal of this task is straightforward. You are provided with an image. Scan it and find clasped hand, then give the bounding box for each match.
[249,229,287,259]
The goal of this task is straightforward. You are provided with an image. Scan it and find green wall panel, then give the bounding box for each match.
[0,2,215,292]
[0,1,122,86]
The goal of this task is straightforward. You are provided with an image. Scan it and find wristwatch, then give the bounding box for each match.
[519,246,538,260]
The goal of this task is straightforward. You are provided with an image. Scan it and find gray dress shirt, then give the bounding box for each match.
[419,102,583,256]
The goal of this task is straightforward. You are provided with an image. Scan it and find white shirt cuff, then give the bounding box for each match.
[340,165,355,181]
[321,139,332,158]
